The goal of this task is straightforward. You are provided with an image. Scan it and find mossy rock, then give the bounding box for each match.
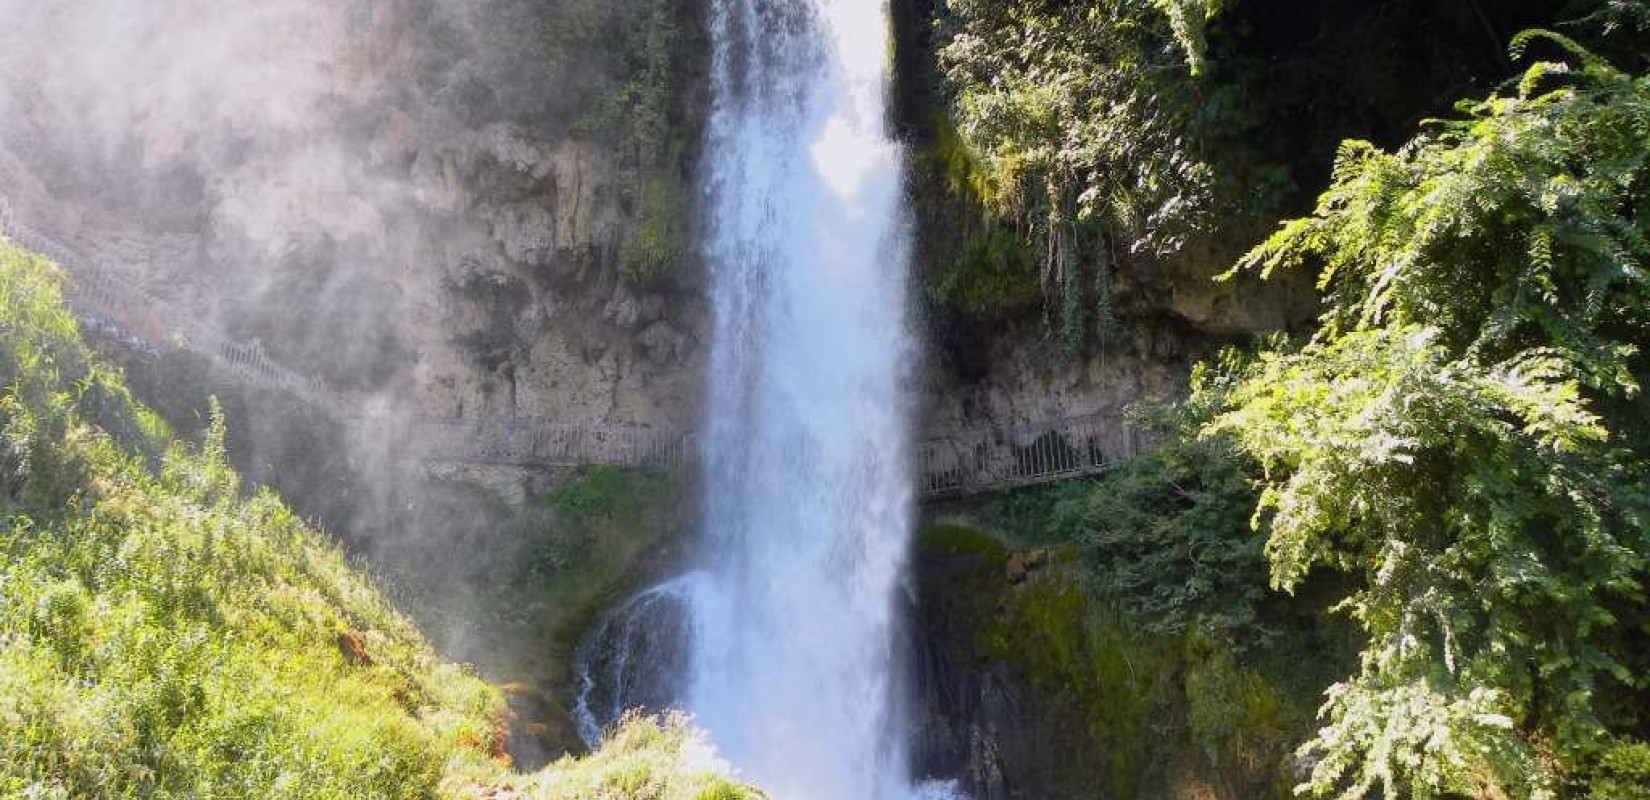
[914,518,1321,800]
[918,522,1011,560]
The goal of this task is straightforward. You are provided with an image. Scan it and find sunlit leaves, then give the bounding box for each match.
[1199,38,1650,800]
[1235,53,1650,397]
[1148,0,1224,76]
[935,0,1224,346]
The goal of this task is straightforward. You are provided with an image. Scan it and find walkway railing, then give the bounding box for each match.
[3,216,336,407]
[406,416,694,470]
[2,203,1151,493]
[917,413,1148,498]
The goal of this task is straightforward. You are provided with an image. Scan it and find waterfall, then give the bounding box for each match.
[573,574,702,747]
[687,0,917,797]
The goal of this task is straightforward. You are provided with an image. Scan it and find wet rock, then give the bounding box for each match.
[639,293,667,326]
[603,283,642,329]
[500,686,574,771]
[477,123,558,181]
[968,722,1008,800]
[1005,551,1029,584]
[572,577,698,746]
[637,321,686,367]
[483,200,557,267]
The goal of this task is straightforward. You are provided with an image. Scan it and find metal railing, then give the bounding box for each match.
[407,416,694,470]
[917,412,1147,497]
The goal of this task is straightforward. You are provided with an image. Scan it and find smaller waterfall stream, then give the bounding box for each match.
[572,574,704,745]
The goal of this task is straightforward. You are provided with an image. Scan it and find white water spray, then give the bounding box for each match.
[687,1,917,798]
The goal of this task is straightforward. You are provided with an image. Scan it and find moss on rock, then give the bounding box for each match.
[914,520,1327,800]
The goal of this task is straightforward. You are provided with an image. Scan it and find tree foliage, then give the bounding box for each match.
[1196,32,1650,800]
[559,0,696,284]
[934,0,1229,346]
[1001,403,1272,642]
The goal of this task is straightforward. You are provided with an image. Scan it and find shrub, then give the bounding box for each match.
[1198,32,1650,799]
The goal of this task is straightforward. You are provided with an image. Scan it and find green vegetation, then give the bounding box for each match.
[936,0,1224,255]
[0,240,501,797]
[620,173,692,285]
[917,521,1010,560]
[0,238,756,798]
[1194,28,1650,800]
[926,227,1041,321]
[555,0,687,159]
[925,6,1650,799]
[985,577,1167,800]
[930,0,1234,346]
[526,466,682,650]
[990,406,1272,641]
[554,0,699,284]
[921,0,1601,356]
[544,465,645,525]
[918,521,1334,800]
[917,114,1042,322]
[469,714,759,800]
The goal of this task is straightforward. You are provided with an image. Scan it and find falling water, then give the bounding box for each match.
[573,574,703,746]
[687,0,916,797]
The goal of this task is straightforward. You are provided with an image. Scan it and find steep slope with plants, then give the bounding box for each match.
[0,0,716,764]
[0,237,758,799]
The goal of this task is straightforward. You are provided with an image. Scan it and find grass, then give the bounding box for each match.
[466,714,756,800]
[0,234,758,799]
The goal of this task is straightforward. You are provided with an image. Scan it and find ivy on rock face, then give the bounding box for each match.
[933,0,1226,346]
[1197,30,1650,800]
[937,0,1223,254]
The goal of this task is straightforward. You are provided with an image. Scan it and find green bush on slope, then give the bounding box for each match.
[488,713,757,800]
[929,0,1236,349]
[987,403,1272,642]
[0,239,762,800]
[0,238,503,797]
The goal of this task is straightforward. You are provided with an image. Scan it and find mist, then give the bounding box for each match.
[0,0,708,759]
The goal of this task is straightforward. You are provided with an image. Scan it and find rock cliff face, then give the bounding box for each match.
[0,0,710,445]
[919,263,1316,438]
[0,0,1281,478]
[398,127,708,430]
[904,523,1341,800]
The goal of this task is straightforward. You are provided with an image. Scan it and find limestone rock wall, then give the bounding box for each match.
[0,0,709,448]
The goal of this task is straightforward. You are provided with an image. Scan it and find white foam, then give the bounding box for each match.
[688,1,918,799]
